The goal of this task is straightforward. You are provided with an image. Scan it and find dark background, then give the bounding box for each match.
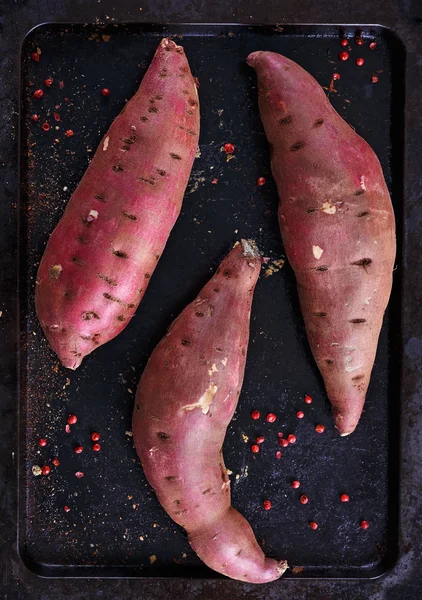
[1,1,421,599]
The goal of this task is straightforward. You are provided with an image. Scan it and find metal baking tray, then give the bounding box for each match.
[18,23,404,579]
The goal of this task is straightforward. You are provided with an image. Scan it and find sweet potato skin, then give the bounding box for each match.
[36,38,199,369]
[248,51,396,435]
[132,241,287,583]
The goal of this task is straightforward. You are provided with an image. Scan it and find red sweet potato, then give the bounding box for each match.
[132,240,288,583]
[247,51,396,435]
[35,38,199,369]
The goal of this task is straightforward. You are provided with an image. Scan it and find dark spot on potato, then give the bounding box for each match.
[213,288,220,293]
[95,193,106,202]
[357,211,369,217]
[352,258,372,267]
[314,118,324,127]
[135,404,140,412]
[140,116,149,122]
[112,249,129,259]
[72,257,85,266]
[97,273,118,286]
[291,142,305,152]
[155,95,163,100]
[313,312,327,317]
[307,208,317,213]
[82,311,100,320]
[148,106,159,114]
[181,339,190,346]
[174,500,181,505]
[215,346,223,352]
[163,359,170,368]
[121,135,136,145]
[354,189,365,196]
[350,318,366,324]
[237,549,242,556]
[165,476,176,481]
[326,359,334,365]
[49,265,62,280]
[156,169,166,176]
[202,488,211,494]
[280,115,292,125]
[157,431,170,440]
[77,235,88,244]
[170,152,182,160]
[122,211,138,220]
[195,311,204,317]
[315,265,328,272]
[223,270,231,279]
[145,273,150,279]
[188,129,197,136]
[112,164,124,172]
[80,334,91,341]
[117,315,126,321]
[352,374,364,381]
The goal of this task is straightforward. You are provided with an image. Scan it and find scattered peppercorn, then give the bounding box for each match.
[251,410,260,420]
[224,142,235,154]
[333,73,341,81]
[356,57,364,67]
[369,41,377,50]
[339,51,349,61]
[53,112,61,122]
[101,88,110,96]
[256,436,265,444]
[300,495,309,505]
[340,39,348,47]
[266,413,277,423]
[92,443,101,452]
[65,129,74,137]
[360,520,370,530]
[68,414,77,425]
[263,499,272,511]
[251,444,260,454]
[287,434,297,444]
[65,424,71,434]
[59,81,64,89]
[315,424,325,434]
[276,451,282,459]
[64,505,71,513]
[41,122,50,131]
[38,438,47,447]
[31,52,40,62]
[304,395,312,404]
[371,75,379,84]
[44,78,53,87]
[31,114,39,121]
[257,177,266,186]
[91,432,100,441]
[309,521,318,530]
[279,438,289,448]
[296,410,305,419]
[52,458,60,467]
[211,178,218,184]
[74,445,83,454]
[355,36,364,45]
[41,465,50,476]
[33,89,44,99]
[277,432,283,438]
[292,480,301,489]
[75,471,85,478]
[340,493,350,503]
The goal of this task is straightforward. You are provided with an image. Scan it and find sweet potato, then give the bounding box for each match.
[132,240,288,583]
[35,38,199,369]
[247,51,396,435]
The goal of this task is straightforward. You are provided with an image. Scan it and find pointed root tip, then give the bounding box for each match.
[246,51,262,68]
[59,355,83,370]
[240,238,262,259]
[160,38,183,52]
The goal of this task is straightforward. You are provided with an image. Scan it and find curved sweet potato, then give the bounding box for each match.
[36,38,199,369]
[247,51,396,435]
[132,240,288,583]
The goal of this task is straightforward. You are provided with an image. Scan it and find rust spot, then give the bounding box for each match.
[112,249,129,259]
[202,488,211,494]
[280,115,292,125]
[82,311,100,320]
[326,359,334,365]
[72,257,85,266]
[291,142,305,152]
[122,211,138,220]
[350,318,366,324]
[145,273,150,279]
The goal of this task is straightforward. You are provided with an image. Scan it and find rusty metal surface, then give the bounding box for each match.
[0,0,421,598]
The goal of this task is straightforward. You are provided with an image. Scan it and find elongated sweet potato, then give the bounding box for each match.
[36,38,199,369]
[248,52,396,435]
[132,240,288,583]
